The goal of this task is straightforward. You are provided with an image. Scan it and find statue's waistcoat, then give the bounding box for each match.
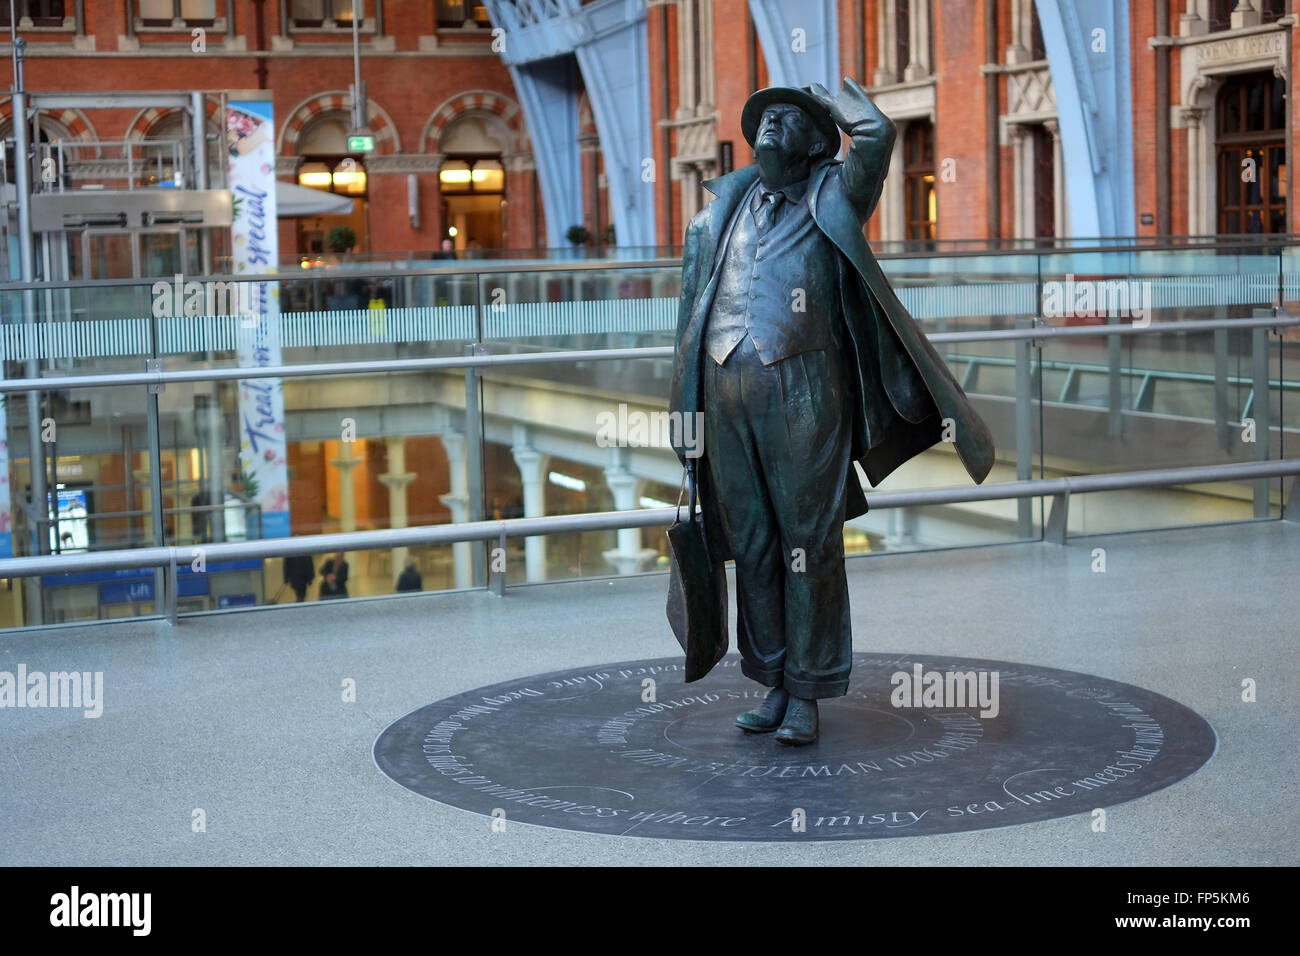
[704,180,839,366]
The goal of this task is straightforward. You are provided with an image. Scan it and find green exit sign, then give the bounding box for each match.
[348,134,376,153]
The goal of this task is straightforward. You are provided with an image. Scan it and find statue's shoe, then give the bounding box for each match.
[734,687,789,733]
[774,696,819,746]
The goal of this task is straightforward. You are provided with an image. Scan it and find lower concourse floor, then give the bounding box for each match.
[0,520,1294,865]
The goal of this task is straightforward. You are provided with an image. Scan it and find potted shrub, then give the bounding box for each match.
[327,225,357,255]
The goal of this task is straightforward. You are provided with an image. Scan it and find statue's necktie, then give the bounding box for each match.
[754,190,783,233]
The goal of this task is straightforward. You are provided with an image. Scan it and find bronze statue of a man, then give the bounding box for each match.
[669,78,994,745]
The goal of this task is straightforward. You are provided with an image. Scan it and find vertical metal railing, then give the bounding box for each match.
[146,282,167,614]
[468,273,488,590]
[1015,255,1042,538]
[1013,315,1035,538]
[1252,316,1272,518]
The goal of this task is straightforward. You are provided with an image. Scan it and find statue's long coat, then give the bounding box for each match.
[669,122,994,563]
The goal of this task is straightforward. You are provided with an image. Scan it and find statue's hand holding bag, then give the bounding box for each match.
[665,461,729,682]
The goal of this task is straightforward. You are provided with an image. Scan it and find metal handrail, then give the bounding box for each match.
[0,459,1294,615]
[0,346,673,393]
[3,238,1294,288]
[2,231,1300,290]
[949,351,1300,389]
[874,235,1300,260]
[0,258,685,293]
[0,314,1294,395]
[925,314,1295,344]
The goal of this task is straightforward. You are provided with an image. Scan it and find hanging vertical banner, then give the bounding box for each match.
[226,93,290,539]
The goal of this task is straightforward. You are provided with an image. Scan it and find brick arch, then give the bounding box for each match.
[278,91,400,157]
[0,100,101,155]
[422,89,528,156]
[124,97,221,141]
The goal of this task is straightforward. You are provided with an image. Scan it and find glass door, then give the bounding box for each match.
[139,229,200,278]
[81,230,137,280]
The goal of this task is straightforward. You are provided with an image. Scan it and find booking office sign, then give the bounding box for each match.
[226,93,290,539]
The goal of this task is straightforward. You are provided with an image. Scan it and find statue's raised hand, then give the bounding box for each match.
[807,82,853,132]
[809,78,890,138]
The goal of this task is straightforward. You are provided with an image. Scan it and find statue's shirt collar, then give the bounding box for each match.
[755,177,809,207]
[753,158,836,209]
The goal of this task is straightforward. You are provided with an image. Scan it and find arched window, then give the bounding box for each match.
[437,115,507,250]
[139,1,216,26]
[0,1,66,27]
[1,114,97,193]
[295,117,369,255]
[435,0,490,28]
[139,111,189,188]
[297,117,368,195]
[903,120,936,244]
[290,0,358,28]
[438,158,503,194]
[1216,71,1287,234]
[1209,0,1285,31]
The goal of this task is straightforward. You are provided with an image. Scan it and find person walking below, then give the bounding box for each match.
[395,559,423,593]
[283,554,316,602]
[318,552,350,600]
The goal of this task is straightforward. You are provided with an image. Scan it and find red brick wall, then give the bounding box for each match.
[1129,0,1160,237]
[19,1,526,256]
[933,0,988,240]
[1293,19,1299,237]
[714,0,757,169]
[22,0,1291,258]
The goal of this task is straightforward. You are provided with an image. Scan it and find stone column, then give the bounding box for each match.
[329,441,360,581]
[697,0,716,111]
[378,437,416,579]
[874,0,895,85]
[1179,0,1209,36]
[678,0,697,109]
[602,466,657,575]
[1006,0,1028,63]
[176,450,194,544]
[904,0,929,80]
[439,432,472,589]
[511,433,548,583]
[1182,108,1207,235]
[1009,124,1030,240]
[882,131,905,242]
[1230,1,1260,29]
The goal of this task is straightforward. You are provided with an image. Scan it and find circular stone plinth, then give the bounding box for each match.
[373,653,1216,841]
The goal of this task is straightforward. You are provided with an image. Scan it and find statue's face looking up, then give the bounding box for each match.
[755,104,822,164]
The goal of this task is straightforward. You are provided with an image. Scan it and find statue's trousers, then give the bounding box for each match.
[702,334,853,700]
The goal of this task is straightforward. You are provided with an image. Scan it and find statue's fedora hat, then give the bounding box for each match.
[741,86,841,159]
